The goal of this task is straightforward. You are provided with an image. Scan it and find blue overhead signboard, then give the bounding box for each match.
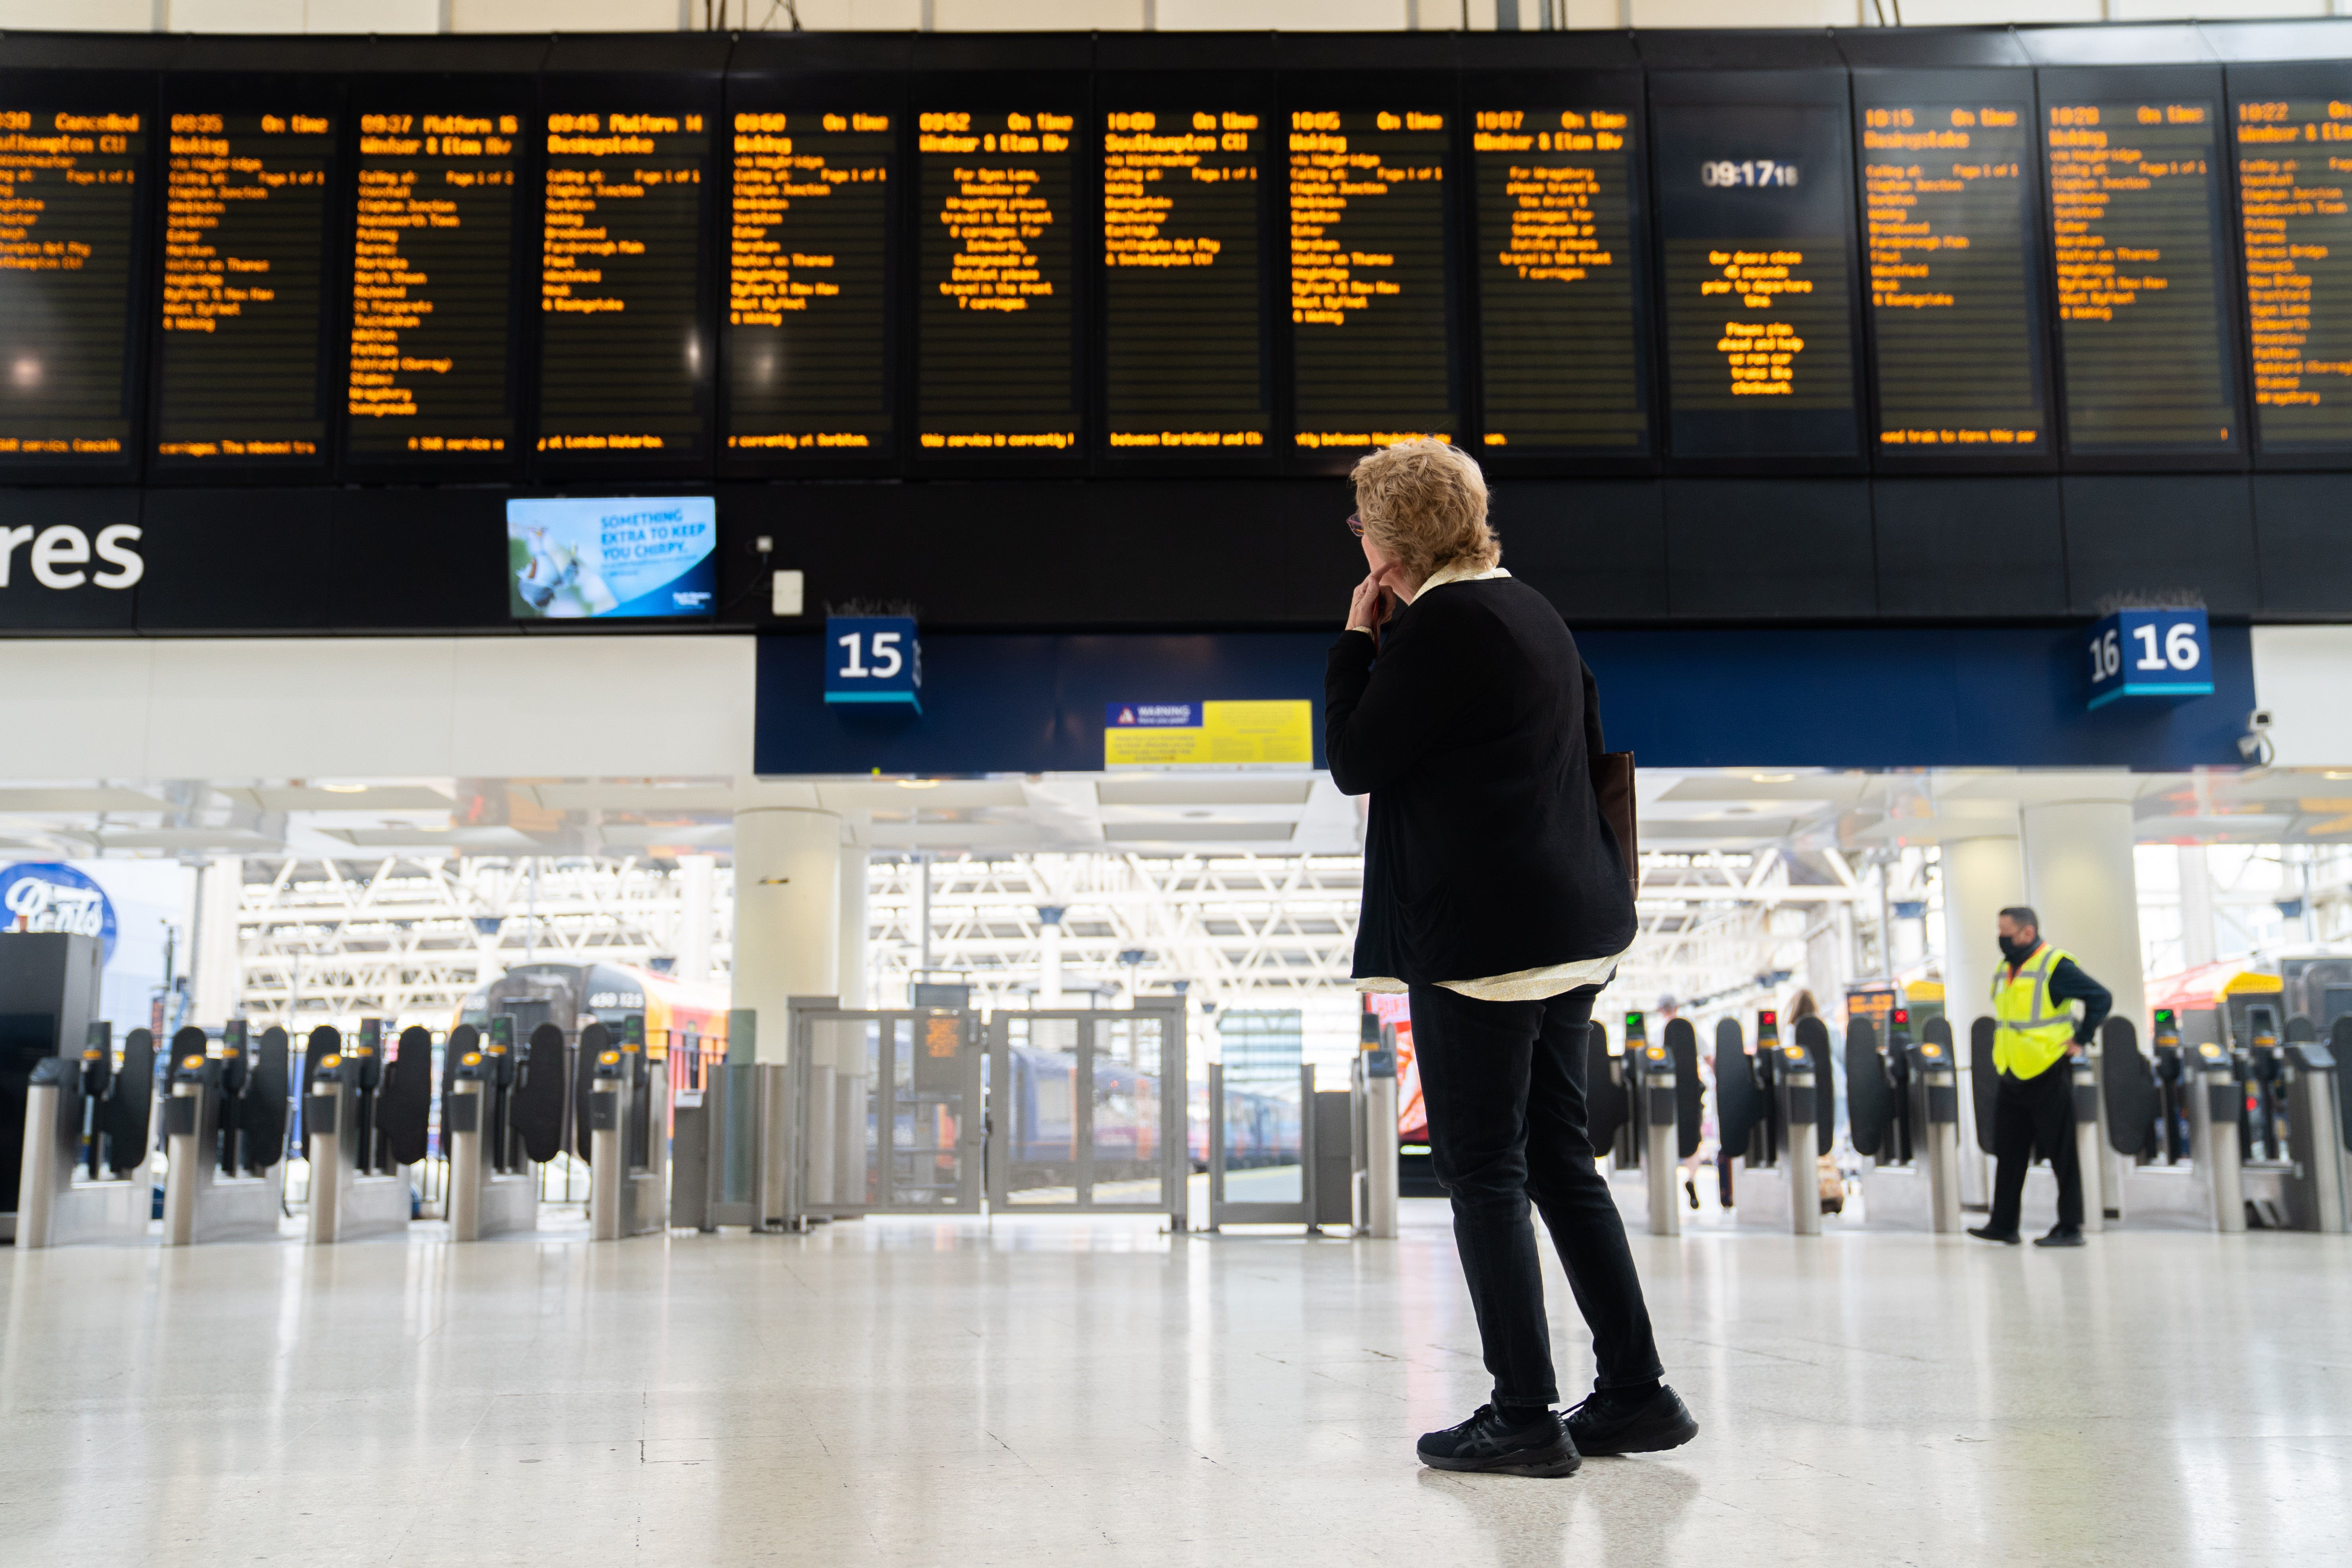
[2085,607,2213,711]
[825,615,922,709]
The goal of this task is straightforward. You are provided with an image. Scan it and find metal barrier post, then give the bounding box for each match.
[1639,1043,1679,1238]
[1354,1041,1399,1239]
[1778,1042,1821,1237]
[588,1044,628,1242]
[15,1065,65,1250]
[1916,1039,1964,1234]
[2071,1057,2105,1236]
[2193,1042,2246,1234]
[447,1074,487,1242]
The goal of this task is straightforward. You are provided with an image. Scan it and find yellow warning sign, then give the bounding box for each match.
[1103,700,1313,769]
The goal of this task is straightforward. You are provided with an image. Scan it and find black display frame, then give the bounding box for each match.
[530,35,728,483]
[147,51,357,486]
[1089,52,1282,479]
[906,33,1093,479]
[1459,34,1658,477]
[2222,56,2352,471]
[2034,59,2253,473]
[720,35,910,481]
[0,65,161,485]
[1645,43,1872,475]
[338,44,545,486]
[1275,58,1467,479]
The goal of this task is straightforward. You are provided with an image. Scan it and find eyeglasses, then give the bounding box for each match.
[1345,514,1364,537]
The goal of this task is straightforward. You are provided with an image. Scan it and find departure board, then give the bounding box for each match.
[0,103,143,467]
[537,108,710,461]
[2234,97,2352,451]
[916,110,1077,454]
[1100,107,1267,456]
[1290,109,1455,453]
[346,111,520,462]
[2045,99,2239,454]
[153,110,334,466]
[1862,102,2048,454]
[1471,106,1646,453]
[727,110,893,457]
[1652,102,1859,458]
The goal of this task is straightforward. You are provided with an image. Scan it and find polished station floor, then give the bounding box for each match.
[3,1203,2347,1567]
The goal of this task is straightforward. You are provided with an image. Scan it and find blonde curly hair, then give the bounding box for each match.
[1349,438,1501,585]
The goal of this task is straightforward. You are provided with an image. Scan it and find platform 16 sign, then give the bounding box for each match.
[825,615,922,710]
[2086,607,2212,710]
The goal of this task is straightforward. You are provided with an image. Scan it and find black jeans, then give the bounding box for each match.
[1409,980,1665,1408]
[1988,1056,2083,1234]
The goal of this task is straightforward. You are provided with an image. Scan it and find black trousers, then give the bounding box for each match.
[1409,980,1664,1407]
[1988,1056,2084,1234]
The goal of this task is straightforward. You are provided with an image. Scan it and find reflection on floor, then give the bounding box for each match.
[4,1199,2348,1566]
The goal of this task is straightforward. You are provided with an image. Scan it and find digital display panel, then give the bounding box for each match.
[1471,105,1646,454]
[727,109,893,458]
[0,101,144,468]
[1100,106,1267,456]
[2234,95,2352,451]
[506,495,714,619]
[346,109,520,463]
[1652,101,1860,458]
[916,108,1078,455]
[1861,101,2048,454]
[537,107,711,461]
[2045,99,2239,454]
[153,109,334,466]
[1290,109,1455,454]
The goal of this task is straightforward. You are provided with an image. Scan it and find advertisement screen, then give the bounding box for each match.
[505,496,715,619]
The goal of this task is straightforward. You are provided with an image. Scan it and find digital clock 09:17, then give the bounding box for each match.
[1700,160,1799,188]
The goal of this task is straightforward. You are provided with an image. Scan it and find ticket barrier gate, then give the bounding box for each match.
[15,1023,155,1249]
[586,1019,669,1241]
[2107,1009,2347,1233]
[1350,1016,1400,1239]
[161,1022,291,1245]
[444,1016,563,1242]
[2102,1013,2244,1232]
[669,1011,783,1232]
[1589,1014,1701,1236]
[1717,1012,1829,1233]
[1845,1014,1966,1232]
[301,1021,431,1244]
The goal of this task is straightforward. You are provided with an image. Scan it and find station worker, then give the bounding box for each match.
[1327,438,1698,1477]
[1968,905,2112,1249]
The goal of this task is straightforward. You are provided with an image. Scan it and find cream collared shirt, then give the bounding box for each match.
[1350,563,1634,1003]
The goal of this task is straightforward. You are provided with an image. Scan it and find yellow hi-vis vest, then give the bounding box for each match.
[1992,943,2079,1081]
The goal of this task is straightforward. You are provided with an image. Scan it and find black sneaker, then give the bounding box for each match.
[1564,1384,1698,1457]
[2034,1226,2086,1248]
[1966,1225,2022,1245]
[1416,1405,1581,1477]
[1684,1176,1700,1211]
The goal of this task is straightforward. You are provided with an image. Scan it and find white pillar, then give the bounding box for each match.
[1939,821,2026,1211]
[678,855,716,986]
[837,845,868,1011]
[189,857,244,1024]
[2020,799,2146,1040]
[732,809,842,1064]
[2178,844,2218,970]
[1942,825,2028,1041]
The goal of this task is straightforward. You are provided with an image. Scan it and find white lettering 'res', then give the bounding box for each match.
[93,524,143,589]
[31,524,91,588]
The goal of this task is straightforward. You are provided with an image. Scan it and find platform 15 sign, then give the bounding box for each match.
[825,615,922,710]
[2086,608,2211,710]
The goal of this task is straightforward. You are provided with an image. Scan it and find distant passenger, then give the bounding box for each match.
[1968,905,2112,1248]
[1327,439,1697,1477]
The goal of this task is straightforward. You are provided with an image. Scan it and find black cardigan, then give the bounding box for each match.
[1326,576,1636,986]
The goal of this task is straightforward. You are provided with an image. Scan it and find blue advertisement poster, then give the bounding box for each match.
[506,497,717,620]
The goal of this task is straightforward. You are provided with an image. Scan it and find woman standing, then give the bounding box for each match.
[1327,439,1698,1477]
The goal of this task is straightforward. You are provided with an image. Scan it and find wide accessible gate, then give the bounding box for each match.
[986,1000,1188,1229]
[790,1005,985,1219]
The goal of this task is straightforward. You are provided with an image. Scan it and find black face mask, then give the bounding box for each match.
[1998,935,2037,965]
